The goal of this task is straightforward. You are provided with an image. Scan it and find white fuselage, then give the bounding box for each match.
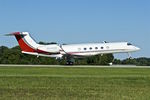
[28,42,140,58]
[8,32,140,59]
[61,42,140,57]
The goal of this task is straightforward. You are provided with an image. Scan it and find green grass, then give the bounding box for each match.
[0,66,150,100]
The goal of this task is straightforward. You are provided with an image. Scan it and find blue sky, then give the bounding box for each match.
[0,0,150,59]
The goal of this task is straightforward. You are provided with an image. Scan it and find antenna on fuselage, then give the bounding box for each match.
[103,41,108,43]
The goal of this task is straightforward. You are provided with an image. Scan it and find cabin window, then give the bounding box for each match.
[84,48,87,50]
[127,43,132,46]
[101,47,104,49]
[95,47,98,49]
[89,47,92,50]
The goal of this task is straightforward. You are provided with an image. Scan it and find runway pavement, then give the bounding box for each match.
[0,64,150,68]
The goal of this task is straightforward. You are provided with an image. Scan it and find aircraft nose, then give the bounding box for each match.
[135,47,140,51]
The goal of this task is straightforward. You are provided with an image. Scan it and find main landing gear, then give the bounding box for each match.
[65,55,75,65]
[66,60,74,65]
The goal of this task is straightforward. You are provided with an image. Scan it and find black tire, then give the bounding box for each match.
[66,61,74,65]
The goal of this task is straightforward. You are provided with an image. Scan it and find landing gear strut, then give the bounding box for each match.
[127,53,132,59]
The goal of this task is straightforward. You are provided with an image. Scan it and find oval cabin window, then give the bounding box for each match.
[95,47,98,49]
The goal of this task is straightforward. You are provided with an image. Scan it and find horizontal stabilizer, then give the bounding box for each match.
[5,32,27,36]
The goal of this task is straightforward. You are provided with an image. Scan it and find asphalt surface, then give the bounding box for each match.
[0,64,150,68]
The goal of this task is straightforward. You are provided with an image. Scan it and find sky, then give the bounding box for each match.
[0,0,150,59]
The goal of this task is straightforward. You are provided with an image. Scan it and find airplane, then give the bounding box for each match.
[6,32,140,65]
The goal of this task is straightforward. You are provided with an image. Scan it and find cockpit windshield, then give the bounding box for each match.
[127,43,132,46]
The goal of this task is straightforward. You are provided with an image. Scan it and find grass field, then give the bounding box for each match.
[0,66,150,100]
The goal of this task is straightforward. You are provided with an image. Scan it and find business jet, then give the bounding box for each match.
[6,32,140,65]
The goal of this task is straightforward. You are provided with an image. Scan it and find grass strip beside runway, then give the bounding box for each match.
[0,66,150,100]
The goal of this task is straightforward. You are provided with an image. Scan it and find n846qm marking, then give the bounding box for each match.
[6,32,140,65]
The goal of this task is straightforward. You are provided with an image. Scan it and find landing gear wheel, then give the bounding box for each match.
[66,61,74,65]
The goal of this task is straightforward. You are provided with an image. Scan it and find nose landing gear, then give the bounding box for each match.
[127,53,132,59]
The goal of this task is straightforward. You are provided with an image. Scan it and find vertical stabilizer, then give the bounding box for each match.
[7,32,39,52]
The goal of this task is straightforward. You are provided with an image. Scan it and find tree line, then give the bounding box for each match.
[0,46,150,66]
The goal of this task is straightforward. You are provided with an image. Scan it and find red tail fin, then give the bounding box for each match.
[8,32,36,52]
